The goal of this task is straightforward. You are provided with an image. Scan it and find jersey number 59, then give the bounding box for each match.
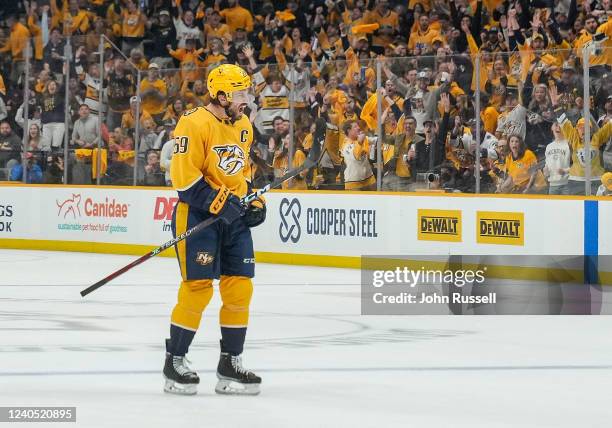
[173,136,189,154]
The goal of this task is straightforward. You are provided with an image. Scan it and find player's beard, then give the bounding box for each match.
[225,102,246,123]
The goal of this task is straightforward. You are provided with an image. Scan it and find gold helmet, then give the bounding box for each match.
[207,64,251,102]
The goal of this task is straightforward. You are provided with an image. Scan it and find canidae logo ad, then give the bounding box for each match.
[477,211,524,246]
[153,197,178,233]
[56,193,130,234]
[417,209,462,242]
[279,197,378,244]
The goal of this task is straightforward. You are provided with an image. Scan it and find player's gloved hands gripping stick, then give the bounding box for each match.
[206,185,245,225]
[243,182,266,228]
[244,196,266,227]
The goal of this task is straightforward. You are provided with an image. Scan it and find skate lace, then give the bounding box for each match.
[173,356,195,376]
[230,355,251,376]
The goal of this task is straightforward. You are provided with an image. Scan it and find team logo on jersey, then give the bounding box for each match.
[56,194,82,219]
[576,147,598,166]
[279,197,301,243]
[195,252,214,266]
[213,145,246,175]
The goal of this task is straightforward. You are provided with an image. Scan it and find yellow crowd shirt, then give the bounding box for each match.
[122,9,145,38]
[574,17,612,67]
[26,15,43,60]
[407,26,442,52]
[273,149,307,190]
[205,23,230,45]
[0,22,31,61]
[505,149,537,188]
[219,6,254,33]
[140,79,168,116]
[364,9,399,47]
[561,119,612,180]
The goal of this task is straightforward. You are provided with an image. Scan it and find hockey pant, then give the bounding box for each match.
[170,201,254,334]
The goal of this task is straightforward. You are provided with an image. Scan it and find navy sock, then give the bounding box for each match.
[168,324,196,357]
[220,327,247,355]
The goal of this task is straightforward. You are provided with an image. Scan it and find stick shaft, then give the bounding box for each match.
[80,160,314,297]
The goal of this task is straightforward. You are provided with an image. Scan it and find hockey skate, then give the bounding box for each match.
[163,340,199,395]
[215,352,261,395]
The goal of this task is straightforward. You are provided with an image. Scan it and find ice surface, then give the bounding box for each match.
[1,249,612,427]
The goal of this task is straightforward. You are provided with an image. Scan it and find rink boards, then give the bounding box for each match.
[0,184,610,283]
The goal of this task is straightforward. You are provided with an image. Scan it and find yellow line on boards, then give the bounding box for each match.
[2,183,611,201]
[0,239,609,285]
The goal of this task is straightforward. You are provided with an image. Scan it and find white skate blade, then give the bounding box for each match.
[215,377,261,396]
[164,377,198,395]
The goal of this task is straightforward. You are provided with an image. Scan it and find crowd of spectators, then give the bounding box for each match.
[0,0,610,195]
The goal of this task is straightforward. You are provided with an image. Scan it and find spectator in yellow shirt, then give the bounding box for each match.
[139,63,168,125]
[121,96,153,134]
[51,0,90,36]
[382,116,422,191]
[129,48,150,71]
[201,38,227,69]
[0,15,31,83]
[168,38,205,83]
[205,11,231,47]
[364,0,399,52]
[181,79,208,108]
[502,135,539,193]
[216,0,254,34]
[26,3,47,62]
[407,12,442,55]
[574,15,612,82]
[272,133,308,190]
[162,99,186,123]
[121,0,147,56]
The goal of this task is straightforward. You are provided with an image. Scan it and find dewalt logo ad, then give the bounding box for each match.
[477,211,524,246]
[417,209,462,242]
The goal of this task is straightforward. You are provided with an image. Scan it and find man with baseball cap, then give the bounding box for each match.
[149,9,177,69]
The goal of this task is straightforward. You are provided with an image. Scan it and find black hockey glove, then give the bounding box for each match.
[208,186,245,225]
[244,197,266,228]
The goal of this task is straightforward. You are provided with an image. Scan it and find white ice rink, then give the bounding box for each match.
[2,249,612,427]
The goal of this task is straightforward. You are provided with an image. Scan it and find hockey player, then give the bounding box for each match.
[163,64,266,396]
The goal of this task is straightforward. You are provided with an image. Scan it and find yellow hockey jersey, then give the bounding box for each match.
[561,119,612,181]
[171,107,253,200]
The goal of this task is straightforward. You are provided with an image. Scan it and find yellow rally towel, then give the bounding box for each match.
[352,23,379,34]
[275,10,296,22]
[91,149,108,178]
[117,150,135,162]
[360,93,379,130]
[75,148,108,178]
[449,82,465,98]
[75,148,93,159]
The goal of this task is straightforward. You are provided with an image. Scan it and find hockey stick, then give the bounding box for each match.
[80,159,315,297]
